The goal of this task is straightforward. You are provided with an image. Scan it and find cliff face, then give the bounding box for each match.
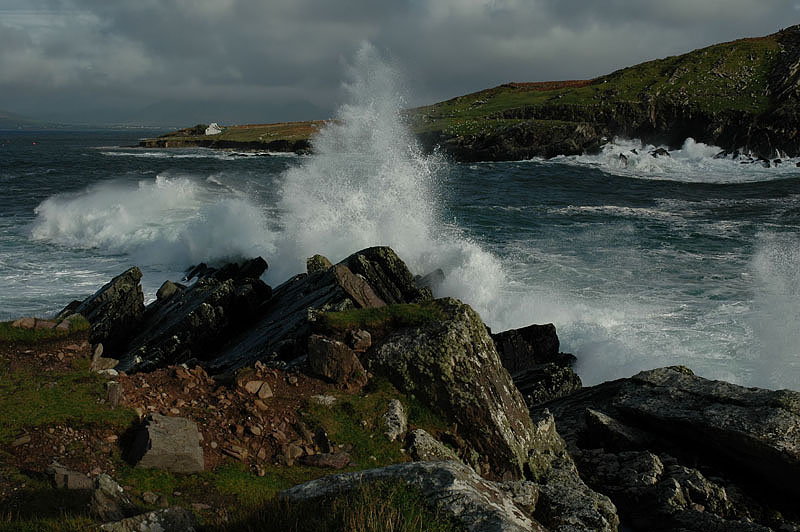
[415,25,800,161]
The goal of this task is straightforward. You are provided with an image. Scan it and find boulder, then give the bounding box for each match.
[126,414,204,474]
[280,460,547,532]
[90,474,139,522]
[63,267,145,354]
[99,507,197,532]
[341,246,432,304]
[362,296,618,532]
[364,298,537,480]
[307,335,368,391]
[492,323,582,407]
[45,461,92,490]
[11,317,35,329]
[544,366,800,531]
[490,323,566,373]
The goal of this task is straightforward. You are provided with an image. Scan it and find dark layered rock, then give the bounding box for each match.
[543,366,800,531]
[59,267,145,355]
[210,248,423,373]
[118,268,271,372]
[491,323,582,407]
[280,460,547,532]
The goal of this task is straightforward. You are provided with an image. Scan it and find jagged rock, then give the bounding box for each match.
[127,414,204,474]
[382,399,407,442]
[526,410,619,532]
[544,366,800,531]
[650,147,671,157]
[307,335,368,391]
[210,252,396,372]
[280,460,548,532]
[342,246,433,304]
[98,507,198,532]
[406,429,460,462]
[118,264,272,372]
[613,367,800,499]
[363,295,617,532]
[90,474,139,522]
[45,461,92,490]
[156,281,183,301]
[307,254,332,274]
[364,297,538,480]
[491,323,564,373]
[62,267,145,354]
[491,323,581,407]
[513,363,582,407]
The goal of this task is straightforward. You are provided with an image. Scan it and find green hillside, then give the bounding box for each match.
[143,25,800,160]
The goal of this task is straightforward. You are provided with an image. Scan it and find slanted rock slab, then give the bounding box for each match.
[127,414,204,474]
[99,507,197,532]
[280,460,547,532]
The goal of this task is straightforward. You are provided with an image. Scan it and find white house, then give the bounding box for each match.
[205,123,222,135]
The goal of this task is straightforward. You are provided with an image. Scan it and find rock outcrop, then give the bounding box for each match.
[491,323,582,407]
[544,366,800,531]
[58,267,145,355]
[361,297,618,531]
[280,460,547,532]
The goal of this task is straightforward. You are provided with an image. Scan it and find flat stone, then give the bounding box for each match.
[298,451,352,469]
[90,474,138,522]
[127,414,204,474]
[34,319,58,330]
[46,461,93,490]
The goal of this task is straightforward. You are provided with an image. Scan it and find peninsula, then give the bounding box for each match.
[141,25,800,161]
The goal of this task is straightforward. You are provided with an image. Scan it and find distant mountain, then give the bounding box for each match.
[0,110,52,129]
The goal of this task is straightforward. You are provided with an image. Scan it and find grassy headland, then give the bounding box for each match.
[140,25,800,160]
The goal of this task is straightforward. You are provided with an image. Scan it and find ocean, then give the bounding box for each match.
[2,52,799,392]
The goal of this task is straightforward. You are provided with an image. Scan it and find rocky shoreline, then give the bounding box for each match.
[3,247,798,531]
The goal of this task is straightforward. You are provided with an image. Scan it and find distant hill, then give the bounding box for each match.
[144,25,800,160]
[0,110,41,129]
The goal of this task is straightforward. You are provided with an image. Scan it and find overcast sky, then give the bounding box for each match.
[1,0,797,126]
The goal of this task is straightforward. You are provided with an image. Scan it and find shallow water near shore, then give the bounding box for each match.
[2,50,800,391]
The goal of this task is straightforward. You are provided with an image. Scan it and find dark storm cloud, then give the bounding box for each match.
[0,0,795,125]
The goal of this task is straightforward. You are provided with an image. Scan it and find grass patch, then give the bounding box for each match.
[0,316,89,344]
[0,357,137,444]
[219,479,465,532]
[317,303,445,333]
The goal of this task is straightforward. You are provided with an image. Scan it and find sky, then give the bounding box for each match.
[0,0,797,126]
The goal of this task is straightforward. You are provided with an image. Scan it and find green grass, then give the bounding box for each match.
[317,303,445,333]
[411,34,781,140]
[0,316,89,344]
[218,479,465,532]
[0,357,137,444]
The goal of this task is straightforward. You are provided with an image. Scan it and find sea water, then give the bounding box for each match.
[2,45,799,391]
